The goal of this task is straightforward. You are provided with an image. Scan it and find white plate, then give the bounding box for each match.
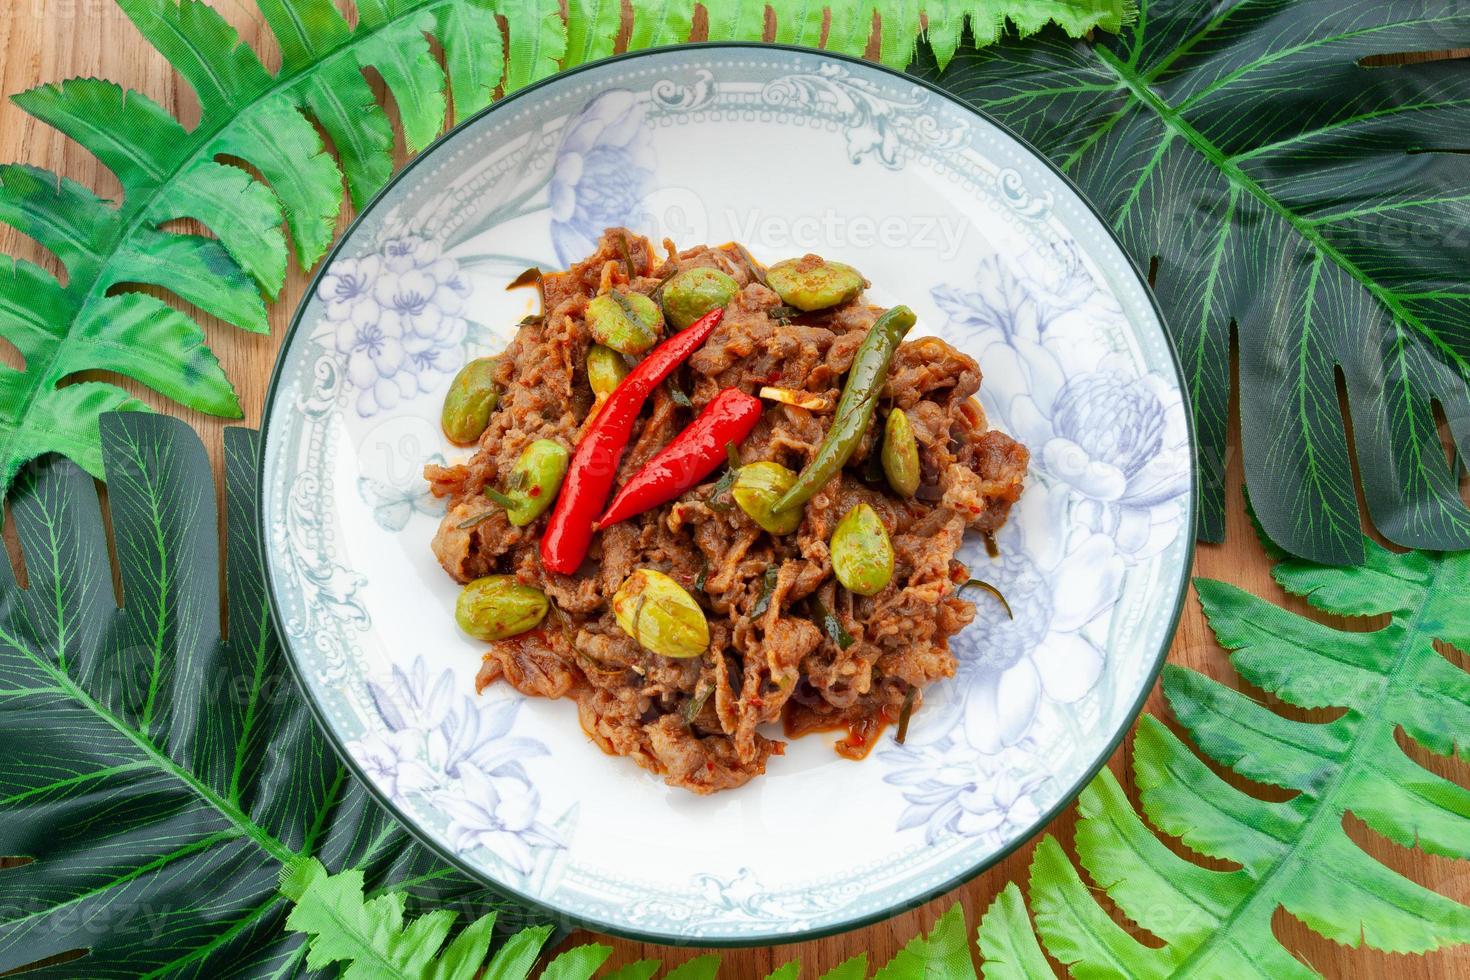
[260,44,1195,944]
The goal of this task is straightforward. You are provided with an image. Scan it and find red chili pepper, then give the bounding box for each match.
[540,307,725,575]
[597,387,762,528]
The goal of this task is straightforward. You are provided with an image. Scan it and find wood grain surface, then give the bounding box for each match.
[2,3,1467,976]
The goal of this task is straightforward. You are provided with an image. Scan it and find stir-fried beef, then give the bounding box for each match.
[427,229,1028,793]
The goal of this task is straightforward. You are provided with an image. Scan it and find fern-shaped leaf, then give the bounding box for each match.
[282,855,533,980]
[67,293,238,414]
[0,0,545,497]
[2,382,151,482]
[11,79,189,201]
[148,159,289,295]
[355,10,451,152]
[427,907,501,980]
[626,0,694,49]
[296,59,399,208]
[113,225,270,331]
[540,941,614,979]
[434,0,506,119]
[1010,535,1470,976]
[769,0,827,49]
[255,0,355,71]
[704,0,769,47]
[565,0,624,68]
[116,0,275,115]
[503,0,571,92]
[601,961,662,980]
[915,1,1137,69]
[975,882,1052,980]
[822,2,878,59]
[1029,834,1176,979]
[661,955,722,980]
[0,164,114,270]
[211,93,343,267]
[481,923,555,979]
[871,902,977,979]
[816,955,869,980]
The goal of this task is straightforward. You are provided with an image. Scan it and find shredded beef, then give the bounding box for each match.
[431,229,1028,793]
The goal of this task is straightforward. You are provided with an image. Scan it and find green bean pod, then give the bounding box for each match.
[586,289,663,354]
[766,257,864,311]
[772,305,917,513]
[829,503,894,596]
[661,267,739,329]
[586,344,630,398]
[441,356,501,444]
[881,408,921,498]
[489,439,570,527]
[613,569,710,658]
[732,461,803,534]
[455,575,549,640]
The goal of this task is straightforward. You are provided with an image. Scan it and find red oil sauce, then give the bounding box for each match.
[782,705,896,761]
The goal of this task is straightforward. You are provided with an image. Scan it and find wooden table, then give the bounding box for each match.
[2,4,1465,976]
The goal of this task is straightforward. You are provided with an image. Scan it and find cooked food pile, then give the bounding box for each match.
[426,230,1028,793]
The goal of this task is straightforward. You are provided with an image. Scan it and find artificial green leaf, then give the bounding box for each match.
[872,902,978,979]
[482,923,555,979]
[1008,530,1470,976]
[975,883,1052,980]
[146,159,289,295]
[427,907,500,980]
[0,414,527,975]
[542,942,614,979]
[769,0,826,50]
[503,0,570,92]
[565,0,625,68]
[764,962,801,980]
[602,961,662,980]
[435,0,506,120]
[1,0,1133,502]
[662,954,723,980]
[626,0,695,50]
[283,855,583,980]
[817,955,869,980]
[0,0,555,499]
[916,0,1470,563]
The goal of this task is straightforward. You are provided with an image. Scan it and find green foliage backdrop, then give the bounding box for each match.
[913,1,1470,564]
[0,415,522,975]
[0,0,1133,505]
[3,0,1470,975]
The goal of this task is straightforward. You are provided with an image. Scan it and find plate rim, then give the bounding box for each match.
[256,40,1198,948]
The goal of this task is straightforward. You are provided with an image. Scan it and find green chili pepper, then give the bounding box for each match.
[772,305,917,513]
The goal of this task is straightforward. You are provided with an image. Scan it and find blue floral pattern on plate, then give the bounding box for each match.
[320,235,472,416]
[352,657,566,878]
[548,90,656,265]
[259,47,1194,943]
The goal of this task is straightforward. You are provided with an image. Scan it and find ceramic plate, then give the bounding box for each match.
[260,43,1196,944]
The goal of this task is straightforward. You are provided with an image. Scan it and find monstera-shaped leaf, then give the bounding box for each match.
[918,0,1470,564]
[0,414,524,975]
